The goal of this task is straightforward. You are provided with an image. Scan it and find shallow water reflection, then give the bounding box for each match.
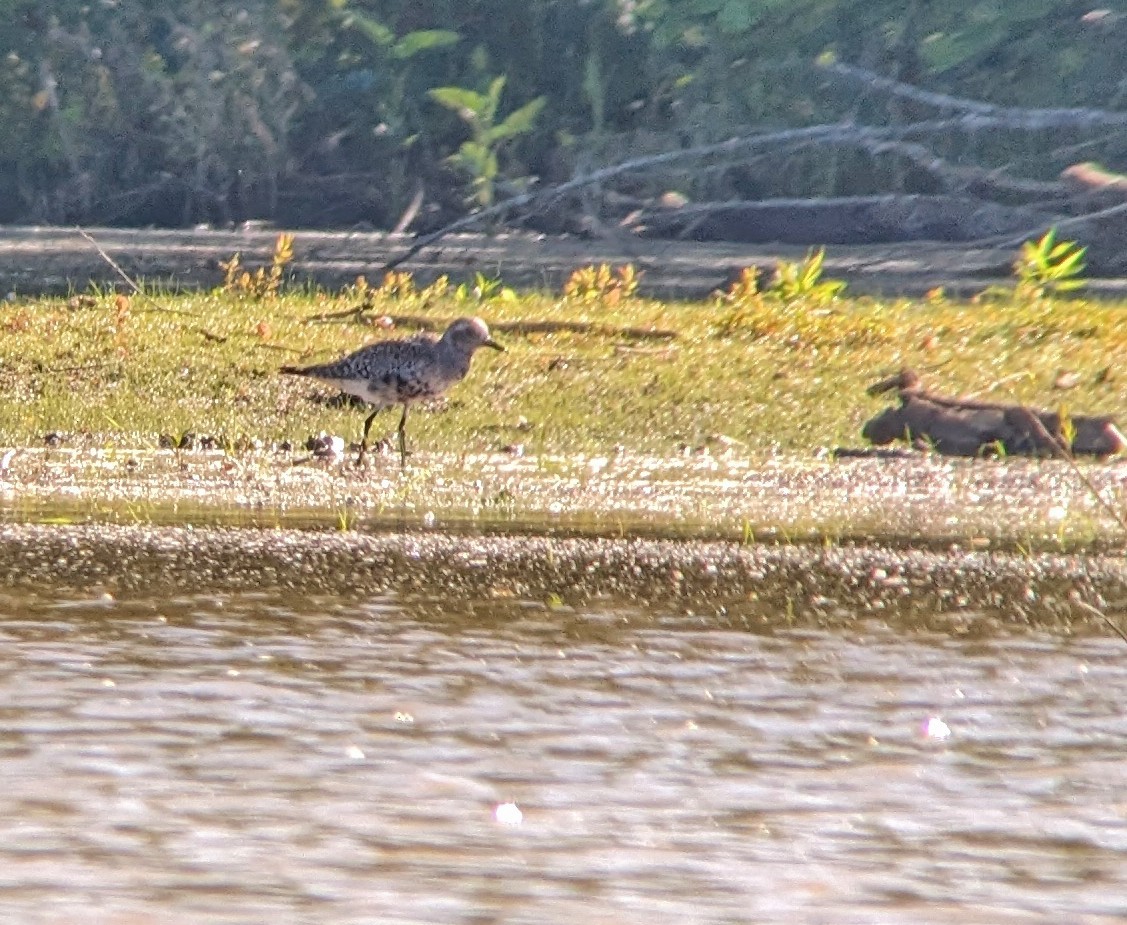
[0,590,1125,923]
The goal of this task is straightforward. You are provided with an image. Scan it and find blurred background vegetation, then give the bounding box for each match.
[6,1,1127,230]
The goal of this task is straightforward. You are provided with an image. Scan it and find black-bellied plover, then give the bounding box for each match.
[281,316,503,466]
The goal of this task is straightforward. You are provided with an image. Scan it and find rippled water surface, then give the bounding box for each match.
[1,589,1125,924]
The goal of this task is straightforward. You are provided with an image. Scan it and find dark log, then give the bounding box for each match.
[862,396,1010,457]
[637,195,1056,245]
[862,369,1127,458]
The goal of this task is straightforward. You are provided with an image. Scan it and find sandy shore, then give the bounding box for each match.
[0,445,1124,622]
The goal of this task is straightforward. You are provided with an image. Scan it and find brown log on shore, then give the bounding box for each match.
[861,369,1127,458]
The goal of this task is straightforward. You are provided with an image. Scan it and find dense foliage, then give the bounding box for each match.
[6,1,1127,228]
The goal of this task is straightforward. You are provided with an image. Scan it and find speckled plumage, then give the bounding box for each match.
[281,316,503,465]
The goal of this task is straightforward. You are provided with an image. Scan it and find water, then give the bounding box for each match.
[0,589,1124,924]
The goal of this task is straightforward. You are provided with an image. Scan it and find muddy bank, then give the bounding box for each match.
[8,224,1127,301]
[0,520,1122,628]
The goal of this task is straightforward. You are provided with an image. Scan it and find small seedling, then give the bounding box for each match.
[766,248,846,304]
[1013,228,1086,300]
[455,272,515,302]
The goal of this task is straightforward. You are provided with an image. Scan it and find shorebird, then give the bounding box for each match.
[281,316,503,466]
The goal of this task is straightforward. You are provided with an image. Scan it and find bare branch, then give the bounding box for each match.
[843,137,1066,199]
[77,227,194,316]
[821,60,1127,129]
[988,197,1127,250]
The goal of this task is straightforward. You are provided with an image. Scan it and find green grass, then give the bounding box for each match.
[2,278,1126,459]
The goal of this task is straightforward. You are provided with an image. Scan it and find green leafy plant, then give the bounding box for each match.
[344,13,460,62]
[1014,228,1086,300]
[454,272,516,303]
[429,76,545,207]
[335,506,358,532]
[766,248,846,304]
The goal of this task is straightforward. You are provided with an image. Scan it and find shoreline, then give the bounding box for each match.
[0,444,1124,620]
[1,519,1122,627]
[3,445,1125,547]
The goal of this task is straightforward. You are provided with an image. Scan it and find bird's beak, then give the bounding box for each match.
[485,338,504,351]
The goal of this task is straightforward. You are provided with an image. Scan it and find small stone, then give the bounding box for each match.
[494,802,523,826]
[1053,370,1081,390]
[922,717,951,739]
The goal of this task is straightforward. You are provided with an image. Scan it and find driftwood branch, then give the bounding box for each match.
[632,193,1056,245]
[821,60,1127,130]
[380,121,1060,270]
[861,368,1127,461]
[988,197,1127,250]
[840,137,1067,200]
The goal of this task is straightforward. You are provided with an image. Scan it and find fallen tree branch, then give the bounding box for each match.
[843,137,1068,200]
[988,196,1127,251]
[821,59,1127,130]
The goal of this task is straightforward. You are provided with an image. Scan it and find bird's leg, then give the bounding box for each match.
[358,407,382,467]
[396,404,409,469]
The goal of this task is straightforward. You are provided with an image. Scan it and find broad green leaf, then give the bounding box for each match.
[345,12,394,47]
[454,140,491,170]
[392,30,460,60]
[429,86,488,117]
[1055,249,1087,271]
[488,97,546,142]
[484,76,507,122]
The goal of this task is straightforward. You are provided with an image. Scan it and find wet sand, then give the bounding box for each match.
[1,516,1123,626]
[3,445,1124,543]
[1,445,1124,621]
